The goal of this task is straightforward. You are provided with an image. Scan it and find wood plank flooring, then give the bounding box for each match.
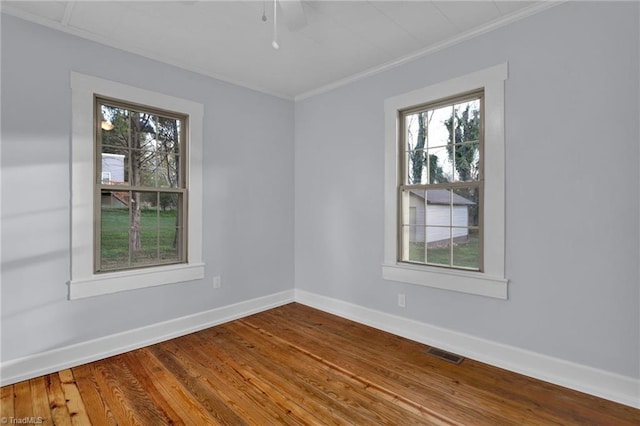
[2,303,639,425]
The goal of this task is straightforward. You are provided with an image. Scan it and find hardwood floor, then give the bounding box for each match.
[2,303,638,425]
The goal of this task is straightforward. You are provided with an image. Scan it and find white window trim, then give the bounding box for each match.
[69,72,205,299]
[382,63,508,299]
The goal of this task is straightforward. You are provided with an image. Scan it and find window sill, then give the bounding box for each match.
[68,262,205,300]
[382,263,507,299]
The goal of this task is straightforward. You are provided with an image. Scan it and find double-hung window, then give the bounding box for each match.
[399,91,483,271]
[383,64,508,299]
[96,97,187,272]
[70,72,204,299]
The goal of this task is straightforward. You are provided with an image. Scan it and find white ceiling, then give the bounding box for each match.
[2,1,557,99]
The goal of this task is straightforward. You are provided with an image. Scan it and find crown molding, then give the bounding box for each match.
[0,4,294,101]
[2,2,565,102]
[295,1,564,101]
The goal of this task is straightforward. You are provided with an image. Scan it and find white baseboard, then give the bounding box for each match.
[0,290,294,386]
[294,289,640,409]
[2,288,638,409]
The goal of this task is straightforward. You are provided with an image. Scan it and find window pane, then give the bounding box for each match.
[404,113,424,152]
[426,226,451,266]
[406,189,425,225]
[451,98,480,182]
[453,228,480,270]
[100,230,129,270]
[159,193,181,263]
[127,192,182,267]
[454,99,480,144]
[128,148,145,186]
[155,116,181,188]
[405,111,429,185]
[406,150,427,184]
[138,148,162,188]
[99,101,130,187]
[100,191,130,270]
[153,151,180,188]
[164,153,180,188]
[131,112,155,149]
[100,105,129,149]
[425,189,451,227]
[427,146,453,183]
[402,225,426,263]
[129,150,181,188]
[400,189,417,227]
[452,142,480,182]
[100,150,128,185]
[159,227,180,262]
[427,105,453,148]
[426,152,449,184]
[453,187,479,227]
[133,224,159,267]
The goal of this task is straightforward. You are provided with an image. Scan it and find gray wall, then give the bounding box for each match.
[1,14,295,361]
[2,2,639,381]
[294,2,640,378]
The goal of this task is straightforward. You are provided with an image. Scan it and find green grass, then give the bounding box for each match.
[408,234,479,270]
[100,207,180,269]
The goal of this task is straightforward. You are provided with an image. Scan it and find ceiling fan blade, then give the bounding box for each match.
[279,0,307,31]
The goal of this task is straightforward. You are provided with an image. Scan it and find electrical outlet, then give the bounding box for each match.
[398,293,406,308]
[213,276,222,289]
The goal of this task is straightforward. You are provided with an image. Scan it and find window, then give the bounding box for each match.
[96,98,187,272]
[383,64,508,299]
[70,72,204,299]
[399,91,483,271]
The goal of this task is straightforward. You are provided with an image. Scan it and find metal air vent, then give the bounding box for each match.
[426,347,464,364]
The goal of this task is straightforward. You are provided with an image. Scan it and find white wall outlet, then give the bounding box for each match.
[213,276,222,289]
[398,293,406,308]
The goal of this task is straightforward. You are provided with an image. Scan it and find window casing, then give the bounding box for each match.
[382,64,508,299]
[70,72,204,299]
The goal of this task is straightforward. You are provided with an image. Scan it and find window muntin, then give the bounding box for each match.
[398,91,483,271]
[95,97,187,273]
